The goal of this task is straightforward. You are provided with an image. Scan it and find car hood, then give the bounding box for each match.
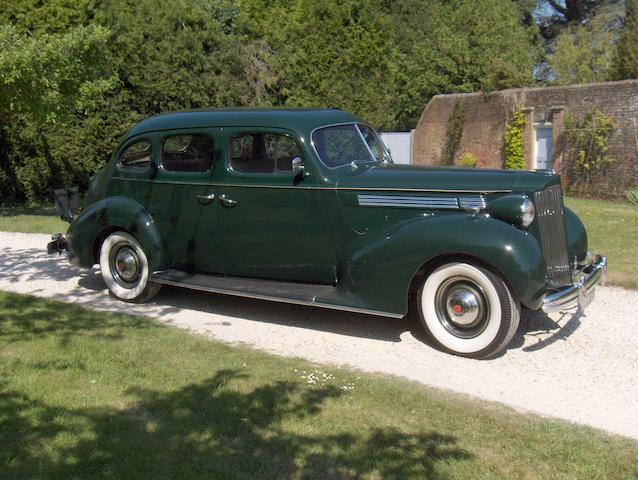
[335,164,560,194]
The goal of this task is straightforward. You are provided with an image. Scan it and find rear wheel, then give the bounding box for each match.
[99,231,161,303]
[417,262,520,359]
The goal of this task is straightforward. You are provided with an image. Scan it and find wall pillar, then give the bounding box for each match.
[521,107,535,170]
[550,106,565,176]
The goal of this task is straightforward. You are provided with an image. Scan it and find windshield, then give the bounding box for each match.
[312,123,390,168]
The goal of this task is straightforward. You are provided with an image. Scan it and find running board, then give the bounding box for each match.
[150,269,403,318]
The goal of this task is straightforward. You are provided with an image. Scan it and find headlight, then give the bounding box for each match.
[521,197,535,228]
[485,194,536,229]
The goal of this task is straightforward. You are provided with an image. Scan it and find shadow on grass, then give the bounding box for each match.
[0,370,471,479]
[0,291,151,345]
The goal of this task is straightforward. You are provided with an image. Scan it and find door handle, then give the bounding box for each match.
[219,194,238,208]
[196,193,216,205]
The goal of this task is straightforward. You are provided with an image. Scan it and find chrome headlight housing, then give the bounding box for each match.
[521,197,535,228]
[485,194,536,229]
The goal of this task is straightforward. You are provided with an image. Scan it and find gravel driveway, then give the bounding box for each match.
[1,231,637,440]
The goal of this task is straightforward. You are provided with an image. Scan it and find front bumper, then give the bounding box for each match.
[542,255,607,314]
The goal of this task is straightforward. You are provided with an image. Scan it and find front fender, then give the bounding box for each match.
[339,214,546,315]
[564,207,588,262]
[67,196,166,271]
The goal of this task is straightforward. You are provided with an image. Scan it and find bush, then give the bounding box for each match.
[503,110,525,170]
[627,189,638,207]
[563,110,616,189]
[458,152,478,168]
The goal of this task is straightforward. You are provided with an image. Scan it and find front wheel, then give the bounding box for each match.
[417,262,520,359]
[99,231,161,303]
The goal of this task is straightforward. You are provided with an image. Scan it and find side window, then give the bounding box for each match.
[162,134,214,172]
[230,133,301,174]
[120,139,152,168]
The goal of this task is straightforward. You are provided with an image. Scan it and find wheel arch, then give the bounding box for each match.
[341,214,547,316]
[68,196,167,272]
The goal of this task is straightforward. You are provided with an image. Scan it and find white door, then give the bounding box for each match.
[535,127,553,170]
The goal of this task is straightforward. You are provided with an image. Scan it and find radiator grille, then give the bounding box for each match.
[534,185,572,287]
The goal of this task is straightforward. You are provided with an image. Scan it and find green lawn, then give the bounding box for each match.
[0,291,636,479]
[565,197,638,290]
[1,197,637,289]
[0,204,66,234]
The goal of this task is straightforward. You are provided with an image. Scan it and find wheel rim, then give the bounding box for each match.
[109,243,141,288]
[434,276,490,339]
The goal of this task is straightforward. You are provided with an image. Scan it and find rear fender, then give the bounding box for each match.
[338,214,546,315]
[67,196,166,271]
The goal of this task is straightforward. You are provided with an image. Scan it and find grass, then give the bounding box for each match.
[0,291,637,479]
[565,197,638,290]
[0,197,637,289]
[0,203,66,234]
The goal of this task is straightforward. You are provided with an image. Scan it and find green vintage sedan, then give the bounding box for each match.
[50,108,606,359]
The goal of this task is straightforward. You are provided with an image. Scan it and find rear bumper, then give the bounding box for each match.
[542,255,607,314]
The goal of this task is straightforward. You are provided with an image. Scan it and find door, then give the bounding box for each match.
[217,128,337,284]
[535,126,553,170]
[143,129,223,273]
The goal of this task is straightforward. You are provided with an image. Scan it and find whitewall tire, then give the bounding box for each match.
[99,231,161,303]
[417,262,520,359]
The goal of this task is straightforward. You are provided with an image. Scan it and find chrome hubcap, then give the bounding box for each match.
[110,244,140,287]
[446,289,481,326]
[435,277,489,338]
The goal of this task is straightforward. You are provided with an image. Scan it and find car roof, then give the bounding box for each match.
[125,108,359,139]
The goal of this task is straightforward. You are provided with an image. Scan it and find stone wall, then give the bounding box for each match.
[412,80,638,198]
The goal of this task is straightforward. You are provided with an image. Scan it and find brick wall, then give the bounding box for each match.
[412,80,638,198]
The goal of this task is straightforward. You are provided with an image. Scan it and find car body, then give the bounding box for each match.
[51,108,606,358]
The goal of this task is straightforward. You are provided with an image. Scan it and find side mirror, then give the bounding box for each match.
[291,156,307,178]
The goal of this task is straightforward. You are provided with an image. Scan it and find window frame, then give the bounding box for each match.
[226,131,304,176]
[310,122,390,170]
[159,132,215,174]
[117,137,153,171]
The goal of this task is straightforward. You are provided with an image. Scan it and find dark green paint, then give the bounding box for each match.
[68,109,590,317]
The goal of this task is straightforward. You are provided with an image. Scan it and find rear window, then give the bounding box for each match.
[161,134,214,172]
[120,139,152,168]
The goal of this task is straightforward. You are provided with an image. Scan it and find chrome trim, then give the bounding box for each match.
[108,176,511,194]
[357,193,486,211]
[458,195,486,211]
[542,255,606,314]
[534,185,572,287]
[150,274,404,319]
[358,194,459,209]
[196,193,216,205]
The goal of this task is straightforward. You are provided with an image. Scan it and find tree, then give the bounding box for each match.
[614,0,638,78]
[549,6,622,84]
[387,0,540,129]
[238,0,397,128]
[0,25,114,200]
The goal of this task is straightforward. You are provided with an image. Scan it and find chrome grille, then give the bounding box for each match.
[534,185,572,287]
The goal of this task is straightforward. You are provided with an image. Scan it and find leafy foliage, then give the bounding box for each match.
[442,100,465,166]
[0,24,114,201]
[549,6,623,84]
[563,110,616,187]
[626,189,638,207]
[503,110,526,170]
[614,0,638,79]
[458,152,478,168]
[0,0,541,201]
